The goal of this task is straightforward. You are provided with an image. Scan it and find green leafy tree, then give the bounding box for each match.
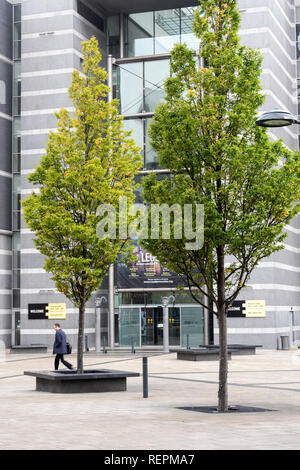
[23,38,142,373]
[141,1,300,411]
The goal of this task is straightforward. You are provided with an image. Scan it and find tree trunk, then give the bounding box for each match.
[217,244,228,412]
[218,305,228,411]
[77,300,86,374]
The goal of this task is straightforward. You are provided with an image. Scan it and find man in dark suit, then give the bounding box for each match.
[53,323,74,371]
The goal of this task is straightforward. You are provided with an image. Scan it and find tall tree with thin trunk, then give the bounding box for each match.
[23,38,142,373]
[141,1,300,411]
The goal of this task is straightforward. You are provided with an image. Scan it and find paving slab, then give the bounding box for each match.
[0,349,300,449]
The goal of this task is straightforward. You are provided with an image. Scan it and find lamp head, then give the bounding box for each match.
[256,108,300,128]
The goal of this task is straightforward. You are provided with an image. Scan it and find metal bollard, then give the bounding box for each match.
[103,336,107,354]
[85,335,89,352]
[143,356,148,398]
[131,336,135,354]
[186,334,190,350]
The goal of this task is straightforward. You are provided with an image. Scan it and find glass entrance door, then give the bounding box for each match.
[141,307,164,345]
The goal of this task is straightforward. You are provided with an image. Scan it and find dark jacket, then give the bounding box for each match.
[53,329,67,354]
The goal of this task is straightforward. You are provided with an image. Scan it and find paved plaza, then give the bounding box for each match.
[0,349,300,450]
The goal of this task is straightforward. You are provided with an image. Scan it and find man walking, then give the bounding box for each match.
[53,323,74,371]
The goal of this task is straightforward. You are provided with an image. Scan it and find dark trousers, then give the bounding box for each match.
[54,354,73,370]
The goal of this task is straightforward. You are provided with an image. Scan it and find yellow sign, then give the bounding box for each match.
[46,303,66,320]
[244,300,266,318]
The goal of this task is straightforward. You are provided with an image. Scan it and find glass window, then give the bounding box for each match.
[13,270,20,289]
[181,306,204,347]
[14,41,21,60]
[13,4,21,23]
[119,307,141,347]
[13,289,20,308]
[13,232,20,251]
[180,7,199,50]
[13,251,20,269]
[107,16,120,58]
[0,80,5,105]
[154,9,180,54]
[14,22,21,41]
[119,62,143,114]
[144,60,168,112]
[13,154,21,174]
[145,118,159,170]
[128,12,154,57]
[123,118,144,154]
[133,174,143,204]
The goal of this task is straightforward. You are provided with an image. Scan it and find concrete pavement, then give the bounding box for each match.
[0,349,300,450]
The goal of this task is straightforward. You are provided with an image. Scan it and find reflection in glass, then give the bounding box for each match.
[123,118,144,153]
[154,9,180,54]
[119,63,143,114]
[128,12,154,57]
[181,306,204,347]
[169,307,180,346]
[119,307,141,347]
[180,7,199,50]
[144,60,169,112]
[145,118,159,170]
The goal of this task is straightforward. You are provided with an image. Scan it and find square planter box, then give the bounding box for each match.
[174,348,233,361]
[24,369,140,393]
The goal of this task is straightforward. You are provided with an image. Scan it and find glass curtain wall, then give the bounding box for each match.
[114,58,170,170]
[126,7,199,57]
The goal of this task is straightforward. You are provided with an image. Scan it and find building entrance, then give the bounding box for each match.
[141,307,180,346]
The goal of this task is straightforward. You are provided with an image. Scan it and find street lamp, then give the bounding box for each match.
[161,295,175,352]
[256,108,300,128]
[95,296,107,353]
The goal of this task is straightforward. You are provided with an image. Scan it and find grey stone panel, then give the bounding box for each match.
[265,250,300,269]
[0,234,11,251]
[0,0,12,60]
[0,117,12,174]
[240,32,296,81]
[22,35,74,55]
[262,51,295,91]
[283,229,300,249]
[20,233,35,250]
[261,73,296,117]
[249,268,299,287]
[21,253,45,269]
[21,273,56,289]
[22,115,63,133]
[22,93,73,112]
[0,274,11,289]
[0,60,12,117]
[0,255,12,271]
[22,54,75,74]
[22,16,74,35]
[239,0,295,24]
[22,0,75,16]
[0,175,11,231]
[241,10,295,45]
[21,73,73,93]
[21,155,45,170]
[73,24,106,56]
[21,94,72,113]
[73,16,107,58]
[0,313,11,328]
[0,294,11,309]
[21,134,50,151]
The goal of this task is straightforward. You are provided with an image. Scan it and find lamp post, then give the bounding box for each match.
[95,296,107,353]
[161,295,175,352]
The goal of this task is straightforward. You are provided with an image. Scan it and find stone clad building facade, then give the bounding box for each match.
[0,0,299,350]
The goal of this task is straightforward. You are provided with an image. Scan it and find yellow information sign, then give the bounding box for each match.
[45,303,66,320]
[244,300,266,318]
